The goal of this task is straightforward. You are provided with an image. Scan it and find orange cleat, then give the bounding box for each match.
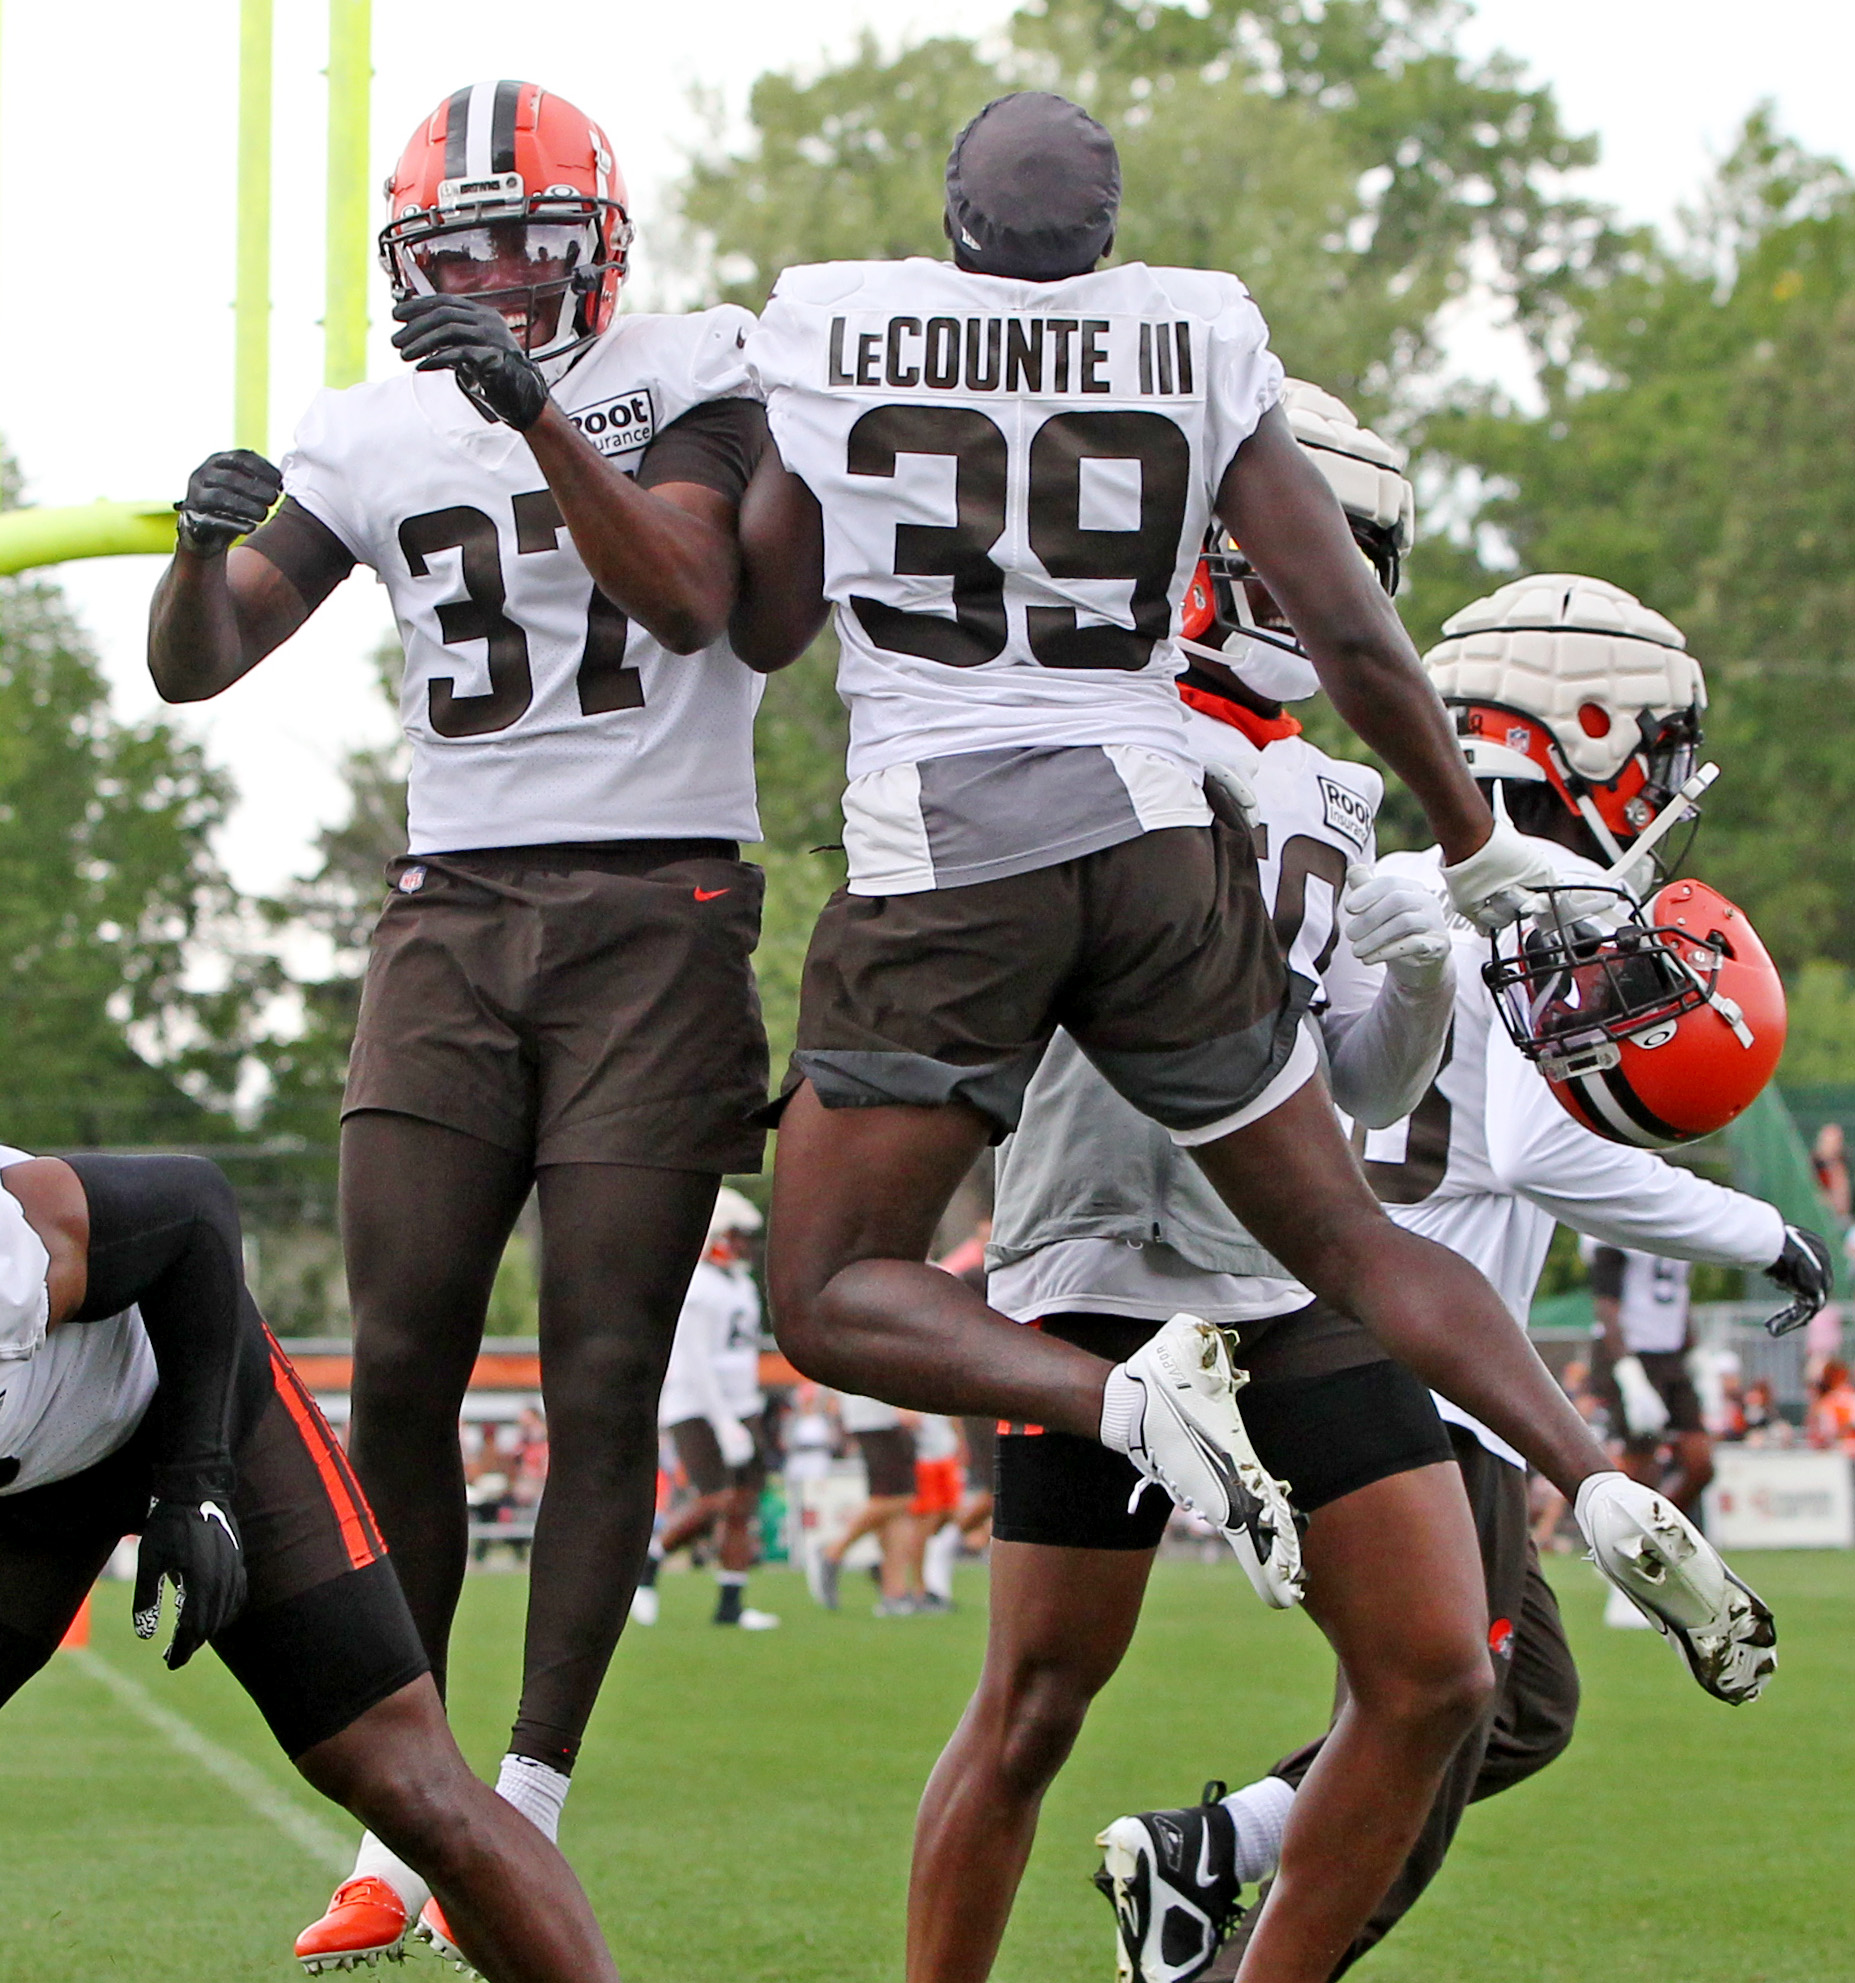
[294,1876,410,1974]
[417,1897,480,1976]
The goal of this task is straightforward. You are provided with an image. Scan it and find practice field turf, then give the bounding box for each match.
[6,1552,1852,1981]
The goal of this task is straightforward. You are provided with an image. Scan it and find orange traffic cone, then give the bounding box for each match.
[59,1595,91,1650]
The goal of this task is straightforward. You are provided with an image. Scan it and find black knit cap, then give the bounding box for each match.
[945,92,1120,280]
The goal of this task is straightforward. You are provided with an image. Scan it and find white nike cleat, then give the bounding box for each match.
[1094,1782,1247,1983]
[1578,1472,1776,1703]
[1118,1315,1303,1608]
[736,1606,781,1630]
[629,1584,659,1626]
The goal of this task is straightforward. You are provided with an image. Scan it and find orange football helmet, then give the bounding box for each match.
[379,81,632,367]
[1484,878,1786,1147]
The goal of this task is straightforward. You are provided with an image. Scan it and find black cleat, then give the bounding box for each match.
[1094,1781,1246,1983]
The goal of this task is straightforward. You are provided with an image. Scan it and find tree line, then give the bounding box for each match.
[3,0,1850,1187]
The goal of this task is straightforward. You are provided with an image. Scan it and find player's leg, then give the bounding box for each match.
[1188,1083,1609,1500]
[295,1676,620,1983]
[1231,1463,1492,1983]
[507,1160,717,1770]
[341,1111,533,1678]
[910,1542,1154,1982]
[909,1316,1169,1983]
[1254,1431,1541,1975]
[769,1088,1112,1434]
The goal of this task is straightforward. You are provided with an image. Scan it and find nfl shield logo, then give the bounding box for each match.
[398,865,427,895]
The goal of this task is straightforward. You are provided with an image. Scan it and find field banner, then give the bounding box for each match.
[1704,1448,1855,1549]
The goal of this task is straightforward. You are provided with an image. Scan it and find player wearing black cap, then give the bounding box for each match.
[729,92,1756,1983]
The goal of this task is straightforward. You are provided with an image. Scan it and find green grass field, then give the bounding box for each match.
[6,1552,1851,1981]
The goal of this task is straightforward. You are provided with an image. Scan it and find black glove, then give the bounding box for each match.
[133,1476,247,1669]
[1763,1224,1834,1338]
[391,294,549,430]
[175,449,282,554]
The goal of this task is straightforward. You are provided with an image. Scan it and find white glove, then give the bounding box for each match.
[1202,761,1262,830]
[714,1416,756,1470]
[1441,819,1559,934]
[1343,864,1453,991]
[1612,1354,1671,1438]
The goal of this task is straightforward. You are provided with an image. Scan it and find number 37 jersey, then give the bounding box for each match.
[747,259,1284,893]
[281,307,764,855]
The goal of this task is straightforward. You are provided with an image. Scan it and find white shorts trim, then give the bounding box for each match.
[1166,1026,1319,1148]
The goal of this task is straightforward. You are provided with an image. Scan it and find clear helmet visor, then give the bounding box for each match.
[397,221,597,356]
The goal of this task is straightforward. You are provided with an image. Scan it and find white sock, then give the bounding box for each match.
[350,1830,431,1919]
[923,1522,960,1601]
[495,1754,571,1845]
[1220,1775,1295,1884]
[1098,1366,1144,1454]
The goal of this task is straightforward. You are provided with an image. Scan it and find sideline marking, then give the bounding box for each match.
[69,1647,351,1872]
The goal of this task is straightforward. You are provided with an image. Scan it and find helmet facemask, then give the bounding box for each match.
[1179,515,1399,704]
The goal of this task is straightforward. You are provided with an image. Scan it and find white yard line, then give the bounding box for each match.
[68,1647,352,1874]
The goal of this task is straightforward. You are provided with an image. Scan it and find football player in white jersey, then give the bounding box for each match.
[148,82,776,1968]
[906,383,1478,1983]
[0,1147,623,1982]
[633,1187,779,1629]
[1100,574,1831,1982]
[734,94,1736,1979]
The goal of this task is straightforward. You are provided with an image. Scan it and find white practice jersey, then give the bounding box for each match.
[1584,1243,1692,1354]
[837,1392,903,1435]
[989,708,1386,1326]
[747,259,1284,892]
[0,1147,157,1495]
[283,308,765,854]
[1355,843,1784,1466]
[657,1259,764,1429]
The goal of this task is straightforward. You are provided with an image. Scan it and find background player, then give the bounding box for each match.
[905,383,1469,1983]
[1104,573,1830,1981]
[148,82,775,1967]
[0,1146,623,1983]
[812,1393,921,1614]
[1587,1242,1715,1519]
[634,1188,779,1630]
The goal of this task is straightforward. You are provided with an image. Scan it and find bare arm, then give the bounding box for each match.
[522,402,741,655]
[148,543,313,703]
[730,449,829,673]
[1,1158,88,1328]
[1215,405,1492,864]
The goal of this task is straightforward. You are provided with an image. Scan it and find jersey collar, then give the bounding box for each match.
[1178,678,1302,746]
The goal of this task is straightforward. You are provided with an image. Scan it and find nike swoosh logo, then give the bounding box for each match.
[1196,1819,1219,1890]
[693,887,730,901]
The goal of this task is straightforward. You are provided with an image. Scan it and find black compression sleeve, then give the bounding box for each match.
[245,496,357,612]
[1586,1246,1626,1302]
[635,398,769,504]
[63,1155,270,1498]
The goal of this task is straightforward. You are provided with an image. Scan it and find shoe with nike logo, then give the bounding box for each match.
[692,886,730,902]
[1113,1314,1304,1609]
[1094,1782,1245,1983]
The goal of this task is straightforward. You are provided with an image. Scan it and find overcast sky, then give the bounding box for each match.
[2,0,1849,895]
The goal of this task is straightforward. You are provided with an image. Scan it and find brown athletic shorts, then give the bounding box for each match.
[784,821,1308,1139]
[669,1412,771,1497]
[855,1426,918,1499]
[1592,1345,1705,1447]
[344,840,768,1174]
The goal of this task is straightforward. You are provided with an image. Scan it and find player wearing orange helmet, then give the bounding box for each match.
[1096,572,1829,1983]
[149,81,783,1972]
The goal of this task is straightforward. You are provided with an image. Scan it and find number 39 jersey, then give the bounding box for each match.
[746,259,1284,893]
[282,307,765,855]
